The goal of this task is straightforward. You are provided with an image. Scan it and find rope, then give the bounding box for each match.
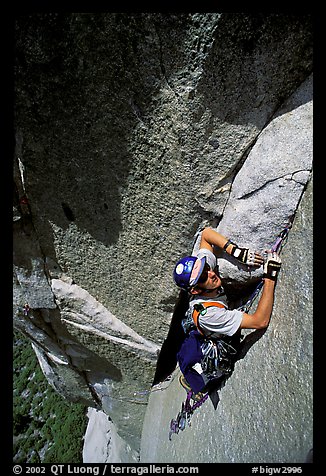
[237,218,293,313]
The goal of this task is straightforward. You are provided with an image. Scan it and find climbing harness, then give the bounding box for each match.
[169,390,209,440]
[186,301,237,378]
[192,301,237,377]
[201,338,237,379]
[237,219,293,313]
[170,303,237,439]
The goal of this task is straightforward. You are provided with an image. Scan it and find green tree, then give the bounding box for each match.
[13,331,88,463]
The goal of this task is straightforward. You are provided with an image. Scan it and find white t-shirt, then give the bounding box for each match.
[189,247,243,337]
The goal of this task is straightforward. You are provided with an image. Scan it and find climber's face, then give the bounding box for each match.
[191,263,222,293]
[201,268,222,289]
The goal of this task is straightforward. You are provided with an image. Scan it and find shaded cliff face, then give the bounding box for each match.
[13,13,312,458]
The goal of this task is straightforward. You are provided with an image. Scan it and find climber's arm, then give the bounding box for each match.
[240,252,282,330]
[200,227,233,254]
[240,279,275,330]
[200,227,263,266]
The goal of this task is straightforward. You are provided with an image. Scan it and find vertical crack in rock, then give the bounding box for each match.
[154,23,178,99]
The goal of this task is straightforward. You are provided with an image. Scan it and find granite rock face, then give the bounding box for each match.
[141,176,313,463]
[13,13,312,461]
[207,74,313,286]
[83,408,139,463]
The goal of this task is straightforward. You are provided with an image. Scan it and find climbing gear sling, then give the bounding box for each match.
[169,390,209,440]
[237,219,293,313]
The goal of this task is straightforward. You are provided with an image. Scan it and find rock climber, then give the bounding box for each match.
[173,227,282,395]
[173,227,282,339]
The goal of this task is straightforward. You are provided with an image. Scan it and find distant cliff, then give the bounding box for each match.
[13,13,312,462]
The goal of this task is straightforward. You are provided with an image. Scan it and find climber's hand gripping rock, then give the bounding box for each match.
[230,245,264,267]
[263,251,282,281]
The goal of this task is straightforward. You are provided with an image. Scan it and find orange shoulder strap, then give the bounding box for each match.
[192,301,226,335]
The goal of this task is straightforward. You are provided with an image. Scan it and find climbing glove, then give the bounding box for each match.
[263,252,282,281]
[227,242,264,267]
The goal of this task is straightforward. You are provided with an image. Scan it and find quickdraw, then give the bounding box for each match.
[237,218,293,313]
[168,391,209,440]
